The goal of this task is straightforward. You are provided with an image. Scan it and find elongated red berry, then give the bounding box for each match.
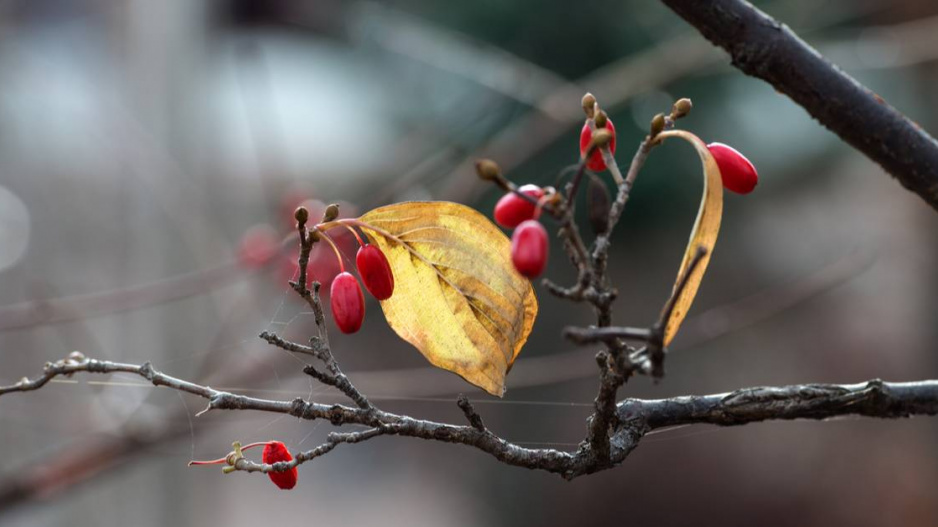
[356,245,394,300]
[330,272,365,333]
[494,185,544,229]
[579,118,617,172]
[707,142,758,194]
[511,220,548,278]
[262,441,298,490]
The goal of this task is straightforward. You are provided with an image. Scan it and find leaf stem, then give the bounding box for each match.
[341,223,365,247]
[314,227,346,273]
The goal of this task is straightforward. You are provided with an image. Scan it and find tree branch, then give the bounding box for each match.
[658,0,938,211]
[4,357,935,480]
[620,379,938,429]
[0,357,577,476]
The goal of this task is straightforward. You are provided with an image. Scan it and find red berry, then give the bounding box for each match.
[511,220,548,278]
[494,185,544,229]
[707,142,758,194]
[330,272,365,333]
[356,245,394,300]
[579,119,617,172]
[262,441,298,490]
[237,224,280,269]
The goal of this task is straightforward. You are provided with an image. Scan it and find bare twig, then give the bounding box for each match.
[0,357,575,476]
[457,394,488,432]
[563,326,653,345]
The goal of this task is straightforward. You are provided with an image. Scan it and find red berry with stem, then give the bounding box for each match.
[511,219,548,279]
[579,118,617,172]
[262,441,298,490]
[494,184,544,229]
[707,142,758,194]
[356,245,394,300]
[188,440,298,490]
[330,271,365,333]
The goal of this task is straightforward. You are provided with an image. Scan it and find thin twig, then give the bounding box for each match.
[563,326,653,345]
[457,394,488,432]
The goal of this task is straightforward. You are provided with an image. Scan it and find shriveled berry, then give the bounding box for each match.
[579,118,617,172]
[494,185,544,229]
[511,220,548,279]
[707,142,758,195]
[262,441,298,490]
[587,176,611,234]
[330,272,365,333]
[356,245,394,300]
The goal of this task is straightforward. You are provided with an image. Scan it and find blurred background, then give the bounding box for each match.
[1,0,937,525]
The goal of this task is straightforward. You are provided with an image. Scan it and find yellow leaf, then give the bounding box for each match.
[657,130,724,346]
[357,201,538,396]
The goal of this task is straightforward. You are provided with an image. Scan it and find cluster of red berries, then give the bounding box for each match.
[494,187,549,279]
[576,105,758,194]
[330,243,394,334]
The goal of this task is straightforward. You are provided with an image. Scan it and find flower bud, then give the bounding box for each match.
[323,203,340,222]
[474,159,502,182]
[294,206,309,226]
[650,113,666,137]
[594,110,608,129]
[581,93,597,118]
[671,98,693,119]
[590,129,614,150]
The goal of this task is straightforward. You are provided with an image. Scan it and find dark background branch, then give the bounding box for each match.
[659,0,938,211]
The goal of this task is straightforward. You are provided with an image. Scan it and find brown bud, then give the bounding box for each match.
[474,159,502,182]
[323,203,340,222]
[590,128,614,150]
[581,93,597,118]
[671,98,693,119]
[294,206,309,226]
[650,113,666,137]
[594,110,608,129]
